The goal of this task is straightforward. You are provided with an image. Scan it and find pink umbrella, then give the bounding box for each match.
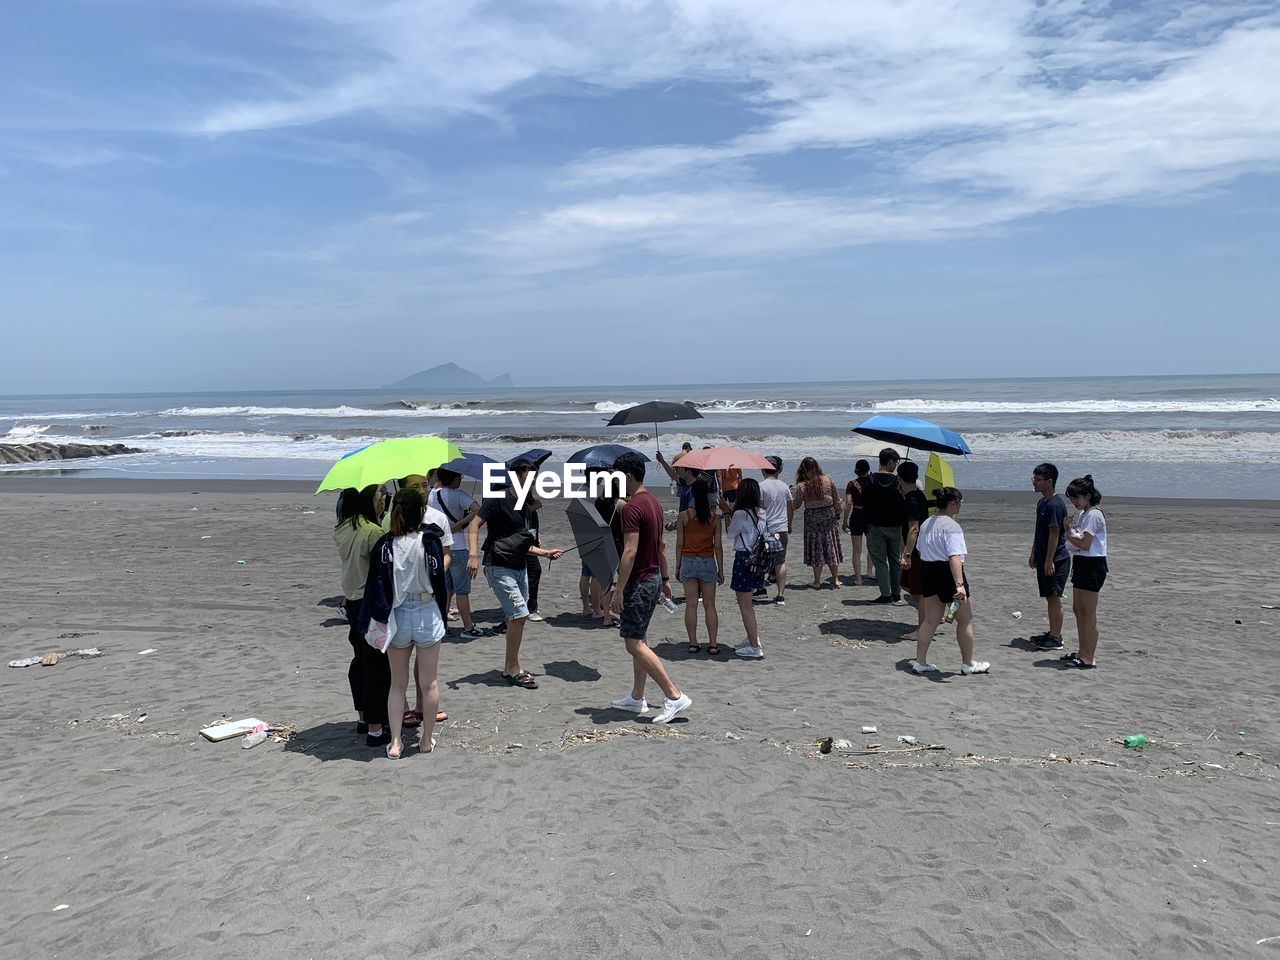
[674,445,773,471]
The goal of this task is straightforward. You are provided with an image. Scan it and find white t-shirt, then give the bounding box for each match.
[428,487,475,550]
[759,477,793,534]
[390,506,451,600]
[1067,507,1107,557]
[918,515,967,563]
[727,509,764,552]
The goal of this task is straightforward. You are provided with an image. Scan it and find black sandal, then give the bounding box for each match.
[502,671,538,689]
[707,643,720,656]
[688,643,701,654]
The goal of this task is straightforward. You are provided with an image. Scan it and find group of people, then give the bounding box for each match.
[333,444,1111,757]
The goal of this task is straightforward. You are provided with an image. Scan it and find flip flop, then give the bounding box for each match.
[403,710,423,728]
[502,671,538,689]
[435,711,448,723]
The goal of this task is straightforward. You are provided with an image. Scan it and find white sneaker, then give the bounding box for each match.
[960,660,990,675]
[651,693,692,724]
[527,613,545,622]
[610,693,649,714]
[735,643,765,659]
[910,660,939,674]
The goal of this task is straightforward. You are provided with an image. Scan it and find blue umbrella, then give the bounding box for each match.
[567,443,650,470]
[439,452,502,481]
[853,415,972,456]
[506,448,553,469]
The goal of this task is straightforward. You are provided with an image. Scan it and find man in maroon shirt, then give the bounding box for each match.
[608,452,692,724]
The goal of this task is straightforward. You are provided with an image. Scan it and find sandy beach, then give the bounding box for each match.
[2,479,1277,959]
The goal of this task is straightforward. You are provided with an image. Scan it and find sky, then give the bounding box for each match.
[1,0,1279,393]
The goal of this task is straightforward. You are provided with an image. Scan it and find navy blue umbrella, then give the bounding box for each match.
[567,443,650,470]
[853,415,972,456]
[506,448,553,469]
[439,452,502,481]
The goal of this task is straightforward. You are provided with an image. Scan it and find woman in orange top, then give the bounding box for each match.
[675,478,724,655]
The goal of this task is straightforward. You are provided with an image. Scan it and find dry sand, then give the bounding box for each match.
[1,479,1278,959]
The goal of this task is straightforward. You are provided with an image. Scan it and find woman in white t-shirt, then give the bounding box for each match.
[909,487,990,676]
[1063,475,1108,669]
[726,479,768,659]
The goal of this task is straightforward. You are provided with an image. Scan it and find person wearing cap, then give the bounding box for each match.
[755,455,794,606]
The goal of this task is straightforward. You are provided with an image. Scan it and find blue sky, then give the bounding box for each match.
[2,0,1279,393]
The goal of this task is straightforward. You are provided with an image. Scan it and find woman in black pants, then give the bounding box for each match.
[333,485,392,746]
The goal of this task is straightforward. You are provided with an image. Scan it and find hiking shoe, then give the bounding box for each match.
[909,660,939,674]
[960,661,991,675]
[610,693,649,714]
[652,693,692,724]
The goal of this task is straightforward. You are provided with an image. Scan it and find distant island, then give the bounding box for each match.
[384,362,514,390]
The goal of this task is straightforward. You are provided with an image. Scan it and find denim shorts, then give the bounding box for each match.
[389,594,446,648]
[678,555,718,584]
[485,565,529,620]
[619,573,661,640]
[447,547,472,596]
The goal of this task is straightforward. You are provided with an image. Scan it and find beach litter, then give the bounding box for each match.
[1123,734,1148,749]
[52,905,69,913]
[138,648,157,655]
[242,726,269,749]
[560,726,683,749]
[1012,610,1023,620]
[818,737,833,754]
[832,738,854,750]
[9,647,103,668]
[861,725,878,735]
[200,717,268,742]
[898,735,919,745]
[235,560,246,565]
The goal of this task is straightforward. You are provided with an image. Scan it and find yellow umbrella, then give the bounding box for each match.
[315,436,462,495]
[925,452,955,514]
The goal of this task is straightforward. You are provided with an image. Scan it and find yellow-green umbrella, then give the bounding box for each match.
[315,436,462,495]
[925,452,955,514]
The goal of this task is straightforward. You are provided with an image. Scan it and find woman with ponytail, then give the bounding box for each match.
[1063,475,1108,669]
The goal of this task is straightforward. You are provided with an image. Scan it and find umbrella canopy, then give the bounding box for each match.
[852,415,972,456]
[567,443,649,471]
[604,400,703,453]
[315,436,461,495]
[506,448,553,469]
[439,451,501,481]
[672,445,773,471]
[565,498,619,586]
[925,453,956,514]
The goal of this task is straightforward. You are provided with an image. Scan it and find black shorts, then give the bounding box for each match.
[1071,555,1108,593]
[1036,556,1071,598]
[619,573,661,640]
[921,560,969,603]
[847,508,867,536]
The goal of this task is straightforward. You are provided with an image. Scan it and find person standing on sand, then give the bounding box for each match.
[842,459,875,585]
[862,448,907,604]
[608,452,693,723]
[794,457,844,588]
[908,487,990,676]
[727,479,769,658]
[675,478,723,654]
[333,485,388,743]
[467,460,564,689]
[1062,475,1108,669]
[358,486,451,758]
[1029,462,1071,650]
[753,455,794,606]
[897,461,931,642]
[428,469,487,641]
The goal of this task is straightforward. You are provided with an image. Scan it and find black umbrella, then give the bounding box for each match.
[604,400,703,453]
[567,443,649,470]
[564,498,619,587]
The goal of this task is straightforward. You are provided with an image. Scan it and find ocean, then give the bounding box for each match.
[3,373,1279,499]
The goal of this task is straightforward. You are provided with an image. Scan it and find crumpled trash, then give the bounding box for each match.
[1012,610,1023,620]
[9,647,103,668]
[897,735,918,745]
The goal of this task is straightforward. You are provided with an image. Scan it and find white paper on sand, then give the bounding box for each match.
[200,718,267,742]
[9,648,102,668]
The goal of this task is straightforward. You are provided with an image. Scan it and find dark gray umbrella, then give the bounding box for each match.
[564,498,619,587]
[603,400,703,453]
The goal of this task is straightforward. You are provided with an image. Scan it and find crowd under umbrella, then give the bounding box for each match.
[603,400,703,453]
[563,498,620,587]
[852,414,973,458]
[566,443,649,471]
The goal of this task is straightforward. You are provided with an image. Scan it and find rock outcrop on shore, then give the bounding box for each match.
[0,442,143,465]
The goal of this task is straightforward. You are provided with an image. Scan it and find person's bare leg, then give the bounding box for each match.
[630,655,647,701]
[1074,588,1100,664]
[736,592,759,647]
[413,649,423,715]
[955,601,976,665]
[703,582,719,647]
[915,597,945,665]
[417,643,441,752]
[457,594,475,631]
[579,576,592,616]
[811,564,821,588]
[1047,594,1064,639]
[774,561,787,598]
[828,563,842,588]
[625,638,679,701]
[503,616,528,675]
[903,593,926,641]
[683,580,699,648]
[386,645,411,758]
